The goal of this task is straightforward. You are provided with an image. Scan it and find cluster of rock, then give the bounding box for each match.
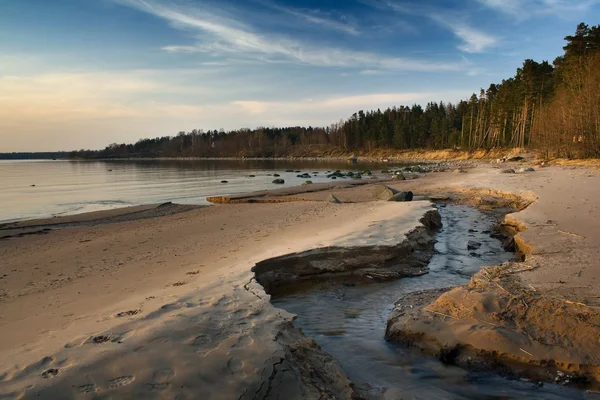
[501,167,536,174]
[325,169,372,180]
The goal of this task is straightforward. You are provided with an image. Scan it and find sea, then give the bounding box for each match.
[0,159,389,223]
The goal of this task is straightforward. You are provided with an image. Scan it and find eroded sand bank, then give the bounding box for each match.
[1,161,600,398]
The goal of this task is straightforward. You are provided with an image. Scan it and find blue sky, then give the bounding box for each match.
[1,0,598,151]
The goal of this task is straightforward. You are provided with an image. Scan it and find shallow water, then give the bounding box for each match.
[272,205,587,399]
[0,159,394,223]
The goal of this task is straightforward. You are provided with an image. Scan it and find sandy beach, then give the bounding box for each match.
[2,159,600,399]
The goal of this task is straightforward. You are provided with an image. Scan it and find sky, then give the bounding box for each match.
[1,0,599,151]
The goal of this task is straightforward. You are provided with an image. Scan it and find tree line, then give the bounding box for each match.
[0,152,70,160]
[70,23,600,160]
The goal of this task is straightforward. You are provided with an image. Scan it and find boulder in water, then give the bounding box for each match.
[389,191,414,202]
[467,240,482,250]
[392,173,406,180]
[272,179,285,184]
[221,180,228,184]
[273,173,280,177]
[303,181,313,185]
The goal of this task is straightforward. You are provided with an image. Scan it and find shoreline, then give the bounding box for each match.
[2,161,600,397]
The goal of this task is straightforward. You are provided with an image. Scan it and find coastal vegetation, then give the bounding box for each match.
[66,23,600,160]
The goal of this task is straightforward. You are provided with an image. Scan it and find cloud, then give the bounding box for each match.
[232,91,465,121]
[256,1,360,36]
[0,67,465,151]
[115,0,464,72]
[475,0,600,18]
[362,1,498,53]
[432,17,498,53]
[360,69,382,75]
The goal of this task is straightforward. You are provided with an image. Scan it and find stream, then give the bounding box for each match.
[272,204,586,399]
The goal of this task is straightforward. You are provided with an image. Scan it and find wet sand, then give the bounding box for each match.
[1,160,600,398]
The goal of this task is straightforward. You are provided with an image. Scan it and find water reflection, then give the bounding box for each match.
[0,159,398,222]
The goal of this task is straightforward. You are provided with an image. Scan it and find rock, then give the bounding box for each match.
[303,181,313,185]
[392,173,406,180]
[248,175,256,177]
[331,176,337,180]
[453,169,467,174]
[389,191,414,202]
[285,170,294,172]
[273,173,280,177]
[327,171,345,179]
[412,166,430,173]
[508,156,524,162]
[294,170,301,173]
[272,179,285,184]
[501,169,516,174]
[517,167,535,173]
[347,171,355,177]
[41,368,59,379]
[373,185,398,201]
[328,194,342,204]
[221,180,228,184]
[467,240,482,250]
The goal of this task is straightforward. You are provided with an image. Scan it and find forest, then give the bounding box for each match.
[71,23,600,160]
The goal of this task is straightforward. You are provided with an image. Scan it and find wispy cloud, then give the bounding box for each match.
[0,67,465,151]
[363,1,498,53]
[256,1,360,36]
[475,0,600,18]
[360,69,383,75]
[231,90,465,125]
[115,0,464,72]
[431,17,498,53]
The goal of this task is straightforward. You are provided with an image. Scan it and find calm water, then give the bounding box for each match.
[0,159,389,223]
[273,205,586,399]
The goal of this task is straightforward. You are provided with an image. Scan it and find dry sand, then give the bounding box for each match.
[1,160,600,398]
[0,189,434,398]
